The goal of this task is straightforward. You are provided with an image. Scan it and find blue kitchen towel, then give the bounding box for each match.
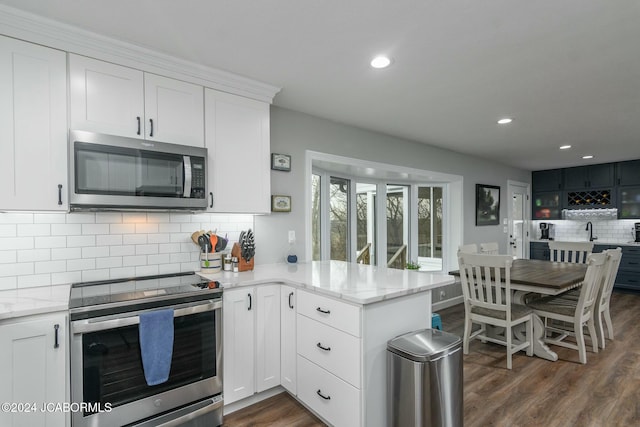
[139,308,174,386]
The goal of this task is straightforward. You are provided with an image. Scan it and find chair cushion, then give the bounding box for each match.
[527,296,577,316]
[471,303,532,320]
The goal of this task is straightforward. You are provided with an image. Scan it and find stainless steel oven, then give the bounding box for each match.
[69,273,223,427]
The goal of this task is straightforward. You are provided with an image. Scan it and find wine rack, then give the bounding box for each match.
[566,190,612,207]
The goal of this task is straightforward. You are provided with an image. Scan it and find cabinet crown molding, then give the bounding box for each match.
[0,4,280,103]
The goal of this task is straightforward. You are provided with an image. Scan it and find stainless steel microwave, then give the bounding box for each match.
[69,130,208,211]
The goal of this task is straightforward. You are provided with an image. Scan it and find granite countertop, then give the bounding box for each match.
[198,260,455,305]
[0,285,70,321]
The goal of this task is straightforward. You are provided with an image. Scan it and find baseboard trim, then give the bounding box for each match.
[432,295,463,312]
[223,386,286,415]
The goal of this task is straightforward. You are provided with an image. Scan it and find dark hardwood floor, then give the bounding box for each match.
[224,291,640,426]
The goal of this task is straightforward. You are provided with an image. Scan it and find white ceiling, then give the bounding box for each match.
[2,0,639,171]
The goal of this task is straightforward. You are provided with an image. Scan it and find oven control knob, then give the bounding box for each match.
[154,399,162,408]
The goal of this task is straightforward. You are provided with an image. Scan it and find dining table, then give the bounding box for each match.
[449,258,588,361]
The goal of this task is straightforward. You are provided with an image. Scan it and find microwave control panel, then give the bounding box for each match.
[190,157,206,199]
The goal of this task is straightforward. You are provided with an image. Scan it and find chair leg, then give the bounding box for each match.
[463,315,472,355]
[506,326,513,370]
[604,308,614,341]
[575,322,587,364]
[595,311,606,350]
[526,317,533,357]
[587,317,598,354]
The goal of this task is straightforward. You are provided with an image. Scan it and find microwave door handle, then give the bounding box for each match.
[183,156,192,198]
[72,299,221,334]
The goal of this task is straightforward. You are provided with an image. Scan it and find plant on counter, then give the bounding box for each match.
[406,260,421,270]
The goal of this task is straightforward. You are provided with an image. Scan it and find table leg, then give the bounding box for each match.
[513,291,558,361]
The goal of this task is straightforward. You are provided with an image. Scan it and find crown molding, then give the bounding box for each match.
[0,4,280,103]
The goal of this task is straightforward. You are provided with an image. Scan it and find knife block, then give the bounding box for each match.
[231,242,254,272]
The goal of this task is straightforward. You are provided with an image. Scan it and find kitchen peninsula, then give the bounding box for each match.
[199,260,454,427]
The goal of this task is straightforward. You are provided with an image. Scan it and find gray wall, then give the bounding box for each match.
[255,106,530,264]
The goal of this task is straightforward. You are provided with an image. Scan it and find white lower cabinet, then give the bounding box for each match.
[297,355,361,427]
[0,311,68,427]
[280,286,297,394]
[223,285,280,405]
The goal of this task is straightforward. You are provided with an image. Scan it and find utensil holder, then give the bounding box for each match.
[200,252,222,273]
[231,243,254,272]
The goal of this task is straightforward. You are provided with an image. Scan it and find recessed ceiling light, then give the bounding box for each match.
[497,118,513,125]
[582,155,594,159]
[559,145,572,150]
[370,56,391,69]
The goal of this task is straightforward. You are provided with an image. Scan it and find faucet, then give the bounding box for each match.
[585,221,597,241]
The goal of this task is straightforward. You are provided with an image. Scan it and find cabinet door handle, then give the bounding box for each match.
[316,307,330,315]
[316,390,331,400]
[149,118,154,137]
[248,293,252,311]
[209,192,214,208]
[136,116,141,135]
[57,184,63,205]
[54,324,59,349]
[316,342,331,352]
[289,292,294,309]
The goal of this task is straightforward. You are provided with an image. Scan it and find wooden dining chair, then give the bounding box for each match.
[526,252,607,364]
[548,241,594,264]
[458,243,478,254]
[480,242,499,255]
[458,253,533,369]
[558,248,623,349]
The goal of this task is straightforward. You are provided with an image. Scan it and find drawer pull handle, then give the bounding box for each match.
[289,292,294,309]
[316,342,331,352]
[627,262,638,265]
[316,389,331,400]
[316,307,330,315]
[54,324,59,349]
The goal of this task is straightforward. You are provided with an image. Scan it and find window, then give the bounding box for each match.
[417,186,443,271]
[311,174,321,261]
[386,185,409,269]
[329,177,349,261]
[356,183,377,265]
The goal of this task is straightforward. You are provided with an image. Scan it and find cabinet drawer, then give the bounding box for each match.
[297,355,361,427]
[297,290,361,337]
[615,271,640,289]
[622,246,640,256]
[619,255,640,271]
[297,314,361,388]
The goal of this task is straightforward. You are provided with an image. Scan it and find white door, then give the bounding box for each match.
[69,54,144,138]
[0,36,68,210]
[144,73,204,146]
[256,284,281,393]
[205,88,270,213]
[223,287,256,404]
[280,285,297,394]
[0,312,67,427]
[508,181,530,259]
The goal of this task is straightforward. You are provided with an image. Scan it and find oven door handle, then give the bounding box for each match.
[72,300,221,334]
[155,397,223,427]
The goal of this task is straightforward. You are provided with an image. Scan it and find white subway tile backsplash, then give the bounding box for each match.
[51,224,82,236]
[0,225,17,237]
[0,251,17,263]
[110,223,135,234]
[122,255,147,267]
[1,237,34,250]
[35,260,67,274]
[18,274,51,288]
[136,223,159,234]
[82,246,110,259]
[67,258,96,272]
[0,212,253,289]
[96,234,123,246]
[51,247,82,260]
[17,224,51,236]
[123,234,147,245]
[18,249,50,262]
[82,224,110,235]
[35,236,66,249]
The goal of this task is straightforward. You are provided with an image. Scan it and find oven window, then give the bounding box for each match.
[74,142,185,197]
[82,310,216,414]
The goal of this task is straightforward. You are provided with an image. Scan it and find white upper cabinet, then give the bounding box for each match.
[0,36,68,211]
[69,54,144,139]
[205,88,270,213]
[144,73,204,146]
[70,54,204,146]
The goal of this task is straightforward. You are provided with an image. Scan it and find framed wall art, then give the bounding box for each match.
[476,184,500,226]
[271,153,291,171]
[271,195,291,212]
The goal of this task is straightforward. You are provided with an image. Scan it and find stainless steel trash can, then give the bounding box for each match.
[387,328,463,427]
